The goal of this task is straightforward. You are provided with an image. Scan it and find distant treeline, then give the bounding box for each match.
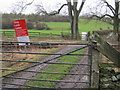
[2,13,70,29]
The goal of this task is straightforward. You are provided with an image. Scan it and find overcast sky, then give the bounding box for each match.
[0,0,114,15]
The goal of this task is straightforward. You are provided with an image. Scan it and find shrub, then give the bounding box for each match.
[27,22,34,29]
[35,23,50,30]
[2,21,13,29]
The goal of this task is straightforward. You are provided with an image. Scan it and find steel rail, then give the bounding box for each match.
[1,69,89,76]
[1,41,92,45]
[0,51,90,56]
[2,76,89,83]
[2,82,50,88]
[1,60,90,66]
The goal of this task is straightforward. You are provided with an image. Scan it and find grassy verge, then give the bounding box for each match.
[2,48,60,76]
[26,49,85,87]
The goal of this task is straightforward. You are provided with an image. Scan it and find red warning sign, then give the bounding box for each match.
[13,19,29,37]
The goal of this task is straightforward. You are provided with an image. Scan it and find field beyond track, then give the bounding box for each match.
[2,19,112,34]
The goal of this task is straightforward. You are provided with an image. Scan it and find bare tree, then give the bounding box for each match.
[35,0,86,39]
[11,0,34,15]
[90,0,120,34]
[67,0,86,39]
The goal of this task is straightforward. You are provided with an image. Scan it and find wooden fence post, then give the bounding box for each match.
[91,48,100,88]
[50,33,52,39]
[89,41,101,88]
[61,32,63,39]
[3,31,5,36]
[38,32,40,39]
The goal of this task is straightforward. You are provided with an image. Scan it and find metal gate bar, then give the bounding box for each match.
[3,82,51,88]
[2,46,89,76]
[1,51,90,56]
[1,42,93,88]
[1,41,92,45]
[1,60,90,66]
[1,69,89,76]
[2,76,89,83]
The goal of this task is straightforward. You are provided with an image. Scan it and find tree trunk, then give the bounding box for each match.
[72,15,79,39]
[72,1,79,39]
[113,1,120,41]
[67,0,85,40]
[67,1,74,39]
[113,17,120,41]
[113,17,119,32]
[70,15,74,39]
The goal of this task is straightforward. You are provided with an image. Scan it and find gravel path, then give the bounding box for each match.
[3,45,85,88]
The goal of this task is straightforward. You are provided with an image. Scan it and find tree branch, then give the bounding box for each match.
[78,0,86,15]
[73,1,78,16]
[67,1,73,19]
[57,4,68,14]
[102,0,115,15]
[89,14,114,25]
[90,14,114,19]
[101,19,113,25]
[44,4,68,16]
[26,0,35,6]
[19,0,35,15]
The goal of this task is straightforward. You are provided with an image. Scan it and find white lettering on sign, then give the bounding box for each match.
[14,24,20,27]
[14,21,19,24]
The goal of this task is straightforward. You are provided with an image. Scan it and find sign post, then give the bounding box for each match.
[13,19,30,45]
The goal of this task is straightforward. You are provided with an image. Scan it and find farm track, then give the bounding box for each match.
[55,56,89,88]
[2,45,87,88]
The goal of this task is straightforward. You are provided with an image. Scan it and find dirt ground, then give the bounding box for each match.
[2,37,79,43]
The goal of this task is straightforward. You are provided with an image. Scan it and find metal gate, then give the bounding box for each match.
[0,41,93,88]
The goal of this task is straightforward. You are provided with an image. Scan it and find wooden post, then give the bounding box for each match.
[13,32,15,37]
[91,48,100,88]
[38,32,40,39]
[50,33,52,39]
[11,42,14,58]
[24,44,28,58]
[89,41,100,88]
[94,33,120,67]
[3,31,5,36]
[61,32,63,39]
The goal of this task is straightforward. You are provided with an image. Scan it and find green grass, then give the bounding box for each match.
[26,49,85,87]
[43,19,113,33]
[43,22,70,29]
[2,19,112,33]
[78,19,113,33]
[1,19,113,38]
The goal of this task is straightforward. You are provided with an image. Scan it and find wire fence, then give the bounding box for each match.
[0,31,88,40]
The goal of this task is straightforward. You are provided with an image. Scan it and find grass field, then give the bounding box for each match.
[43,19,113,33]
[2,19,112,35]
